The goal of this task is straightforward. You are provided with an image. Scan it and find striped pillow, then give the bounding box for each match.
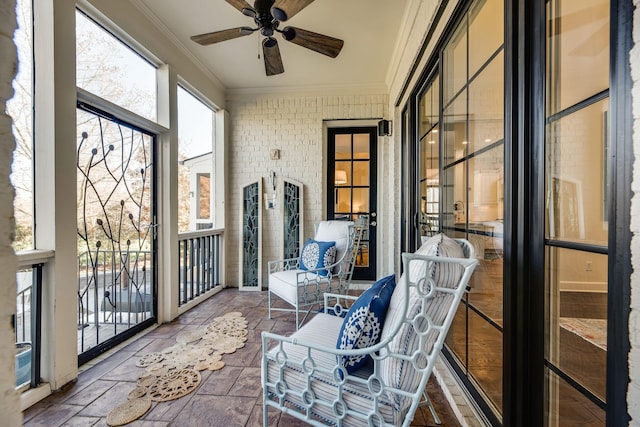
[379,234,464,411]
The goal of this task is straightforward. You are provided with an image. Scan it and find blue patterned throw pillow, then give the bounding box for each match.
[299,238,337,277]
[336,274,396,374]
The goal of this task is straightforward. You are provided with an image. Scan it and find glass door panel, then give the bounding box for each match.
[76,106,156,361]
[545,0,609,424]
[328,127,377,280]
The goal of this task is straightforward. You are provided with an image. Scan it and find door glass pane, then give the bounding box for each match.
[545,246,607,401]
[335,188,351,213]
[335,161,351,186]
[353,134,370,159]
[469,0,504,77]
[352,188,369,213]
[443,22,468,104]
[545,369,605,426]
[547,0,609,115]
[546,99,608,245]
[420,76,440,136]
[443,91,468,163]
[446,303,467,367]
[468,51,504,153]
[335,134,351,159]
[420,125,440,237]
[468,308,503,414]
[352,162,369,186]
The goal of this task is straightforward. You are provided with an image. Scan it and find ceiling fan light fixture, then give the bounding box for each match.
[282,27,296,41]
[261,27,274,37]
[263,37,277,48]
[241,7,256,17]
[271,7,288,22]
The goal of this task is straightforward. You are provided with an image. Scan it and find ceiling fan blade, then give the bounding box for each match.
[271,0,314,21]
[263,38,284,76]
[225,0,254,13]
[282,26,343,58]
[191,27,253,45]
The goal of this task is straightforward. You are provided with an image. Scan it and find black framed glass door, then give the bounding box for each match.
[327,127,377,281]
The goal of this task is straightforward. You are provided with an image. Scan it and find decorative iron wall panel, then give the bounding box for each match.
[282,178,304,260]
[239,180,262,290]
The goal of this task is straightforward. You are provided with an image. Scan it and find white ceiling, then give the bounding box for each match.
[135,0,409,92]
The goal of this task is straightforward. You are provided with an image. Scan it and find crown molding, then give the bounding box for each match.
[226,82,389,100]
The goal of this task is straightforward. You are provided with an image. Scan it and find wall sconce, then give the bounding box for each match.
[335,170,347,185]
[378,119,392,137]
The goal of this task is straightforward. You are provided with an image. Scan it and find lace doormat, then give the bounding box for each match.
[106,311,248,426]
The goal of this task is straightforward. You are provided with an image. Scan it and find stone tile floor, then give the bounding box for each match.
[23,288,461,426]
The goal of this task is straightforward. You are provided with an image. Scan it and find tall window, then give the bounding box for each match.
[9,0,34,251]
[76,10,157,122]
[544,0,609,424]
[75,9,159,361]
[177,85,215,232]
[441,0,505,418]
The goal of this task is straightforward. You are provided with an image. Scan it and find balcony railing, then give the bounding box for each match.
[178,228,223,306]
[77,249,153,356]
[15,250,54,391]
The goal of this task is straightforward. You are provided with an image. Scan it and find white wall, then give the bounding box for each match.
[226,93,390,286]
[0,0,22,424]
[628,1,640,423]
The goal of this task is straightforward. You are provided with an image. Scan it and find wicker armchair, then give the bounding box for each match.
[262,237,477,426]
[267,220,361,330]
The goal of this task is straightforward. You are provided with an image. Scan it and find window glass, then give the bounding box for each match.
[468,51,504,152]
[76,10,157,121]
[546,0,609,115]
[9,0,34,251]
[443,22,467,104]
[546,99,609,245]
[468,0,504,76]
[177,86,215,232]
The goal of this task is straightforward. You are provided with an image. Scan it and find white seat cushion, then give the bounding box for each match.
[269,270,329,305]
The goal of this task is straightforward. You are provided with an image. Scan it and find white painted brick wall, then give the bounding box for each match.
[226,93,388,287]
[0,0,22,425]
[630,2,640,425]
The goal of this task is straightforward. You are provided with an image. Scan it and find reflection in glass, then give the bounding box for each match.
[545,246,607,401]
[545,369,605,426]
[469,308,503,414]
[546,99,609,245]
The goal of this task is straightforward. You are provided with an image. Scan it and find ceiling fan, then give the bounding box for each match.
[190,0,344,76]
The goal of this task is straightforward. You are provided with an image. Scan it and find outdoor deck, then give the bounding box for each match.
[23,288,461,426]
